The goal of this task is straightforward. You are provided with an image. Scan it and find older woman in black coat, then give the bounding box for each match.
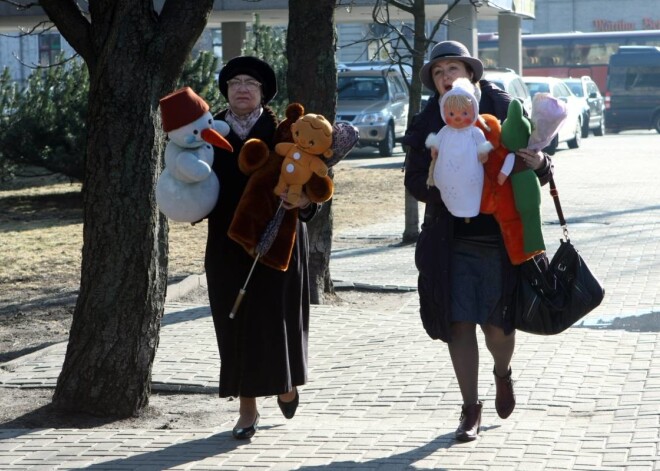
[204,56,316,440]
[403,41,553,442]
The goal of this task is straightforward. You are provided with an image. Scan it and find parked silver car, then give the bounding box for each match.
[523,76,584,154]
[563,76,605,137]
[336,63,409,157]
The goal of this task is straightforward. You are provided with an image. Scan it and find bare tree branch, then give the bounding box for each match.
[0,21,56,38]
[0,0,40,9]
[39,0,93,64]
[12,50,80,70]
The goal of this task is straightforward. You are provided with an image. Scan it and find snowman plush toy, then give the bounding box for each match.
[156,86,233,222]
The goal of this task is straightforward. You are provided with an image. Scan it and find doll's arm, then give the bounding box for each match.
[498,152,515,185]
[275,142,296,156]
[310,157,329,177]
[475,129,494,163]
[425,132,440,159]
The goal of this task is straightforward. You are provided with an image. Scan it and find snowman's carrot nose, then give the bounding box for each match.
[201,128,233,152]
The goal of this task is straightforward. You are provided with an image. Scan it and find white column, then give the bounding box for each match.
[221,22,246,63]
[446,3,478,56]
[498,13,522,75]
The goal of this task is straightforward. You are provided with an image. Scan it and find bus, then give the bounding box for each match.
[478,30,660,92]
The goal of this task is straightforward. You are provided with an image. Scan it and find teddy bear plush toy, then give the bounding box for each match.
[227,104,357,272]
[273,113,334,204]
[156,87,233,222]
[499,94,567,255]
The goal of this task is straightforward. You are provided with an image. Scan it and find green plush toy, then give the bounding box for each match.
[500,99,545,253]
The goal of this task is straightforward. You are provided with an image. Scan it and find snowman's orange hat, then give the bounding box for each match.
[159,87,210,133]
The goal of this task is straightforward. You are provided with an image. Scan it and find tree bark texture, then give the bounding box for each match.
[286,0,337,303]
[41,0,213,417]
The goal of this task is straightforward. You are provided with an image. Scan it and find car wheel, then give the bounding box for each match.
[568,119,582,149]
[654,113,660,134]
[594,114,605,136]
[378,124,395,157]
[543,135,558,155]
[581,112,590,138]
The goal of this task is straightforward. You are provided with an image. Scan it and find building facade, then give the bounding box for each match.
[1,0,658,87]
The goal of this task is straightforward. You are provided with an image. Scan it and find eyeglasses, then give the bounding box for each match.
[227,78,262,91]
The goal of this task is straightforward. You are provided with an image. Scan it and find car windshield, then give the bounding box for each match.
[525,82,550,97]
[565,82,584,97]
[338,76,388,100]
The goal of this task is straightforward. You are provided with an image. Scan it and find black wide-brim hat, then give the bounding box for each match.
[218,56,277,104]
[420,41,484,91]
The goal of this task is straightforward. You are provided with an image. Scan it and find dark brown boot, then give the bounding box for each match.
[455,401,482,442]
[494,367,516,419]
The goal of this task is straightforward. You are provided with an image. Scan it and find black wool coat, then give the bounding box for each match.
[205,107,316,398]
[402,80,554,343]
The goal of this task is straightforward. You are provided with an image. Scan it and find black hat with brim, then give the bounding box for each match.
[420,41,484,91]
[218,56,277,104]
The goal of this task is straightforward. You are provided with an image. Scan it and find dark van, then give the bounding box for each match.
[605,46,660,134]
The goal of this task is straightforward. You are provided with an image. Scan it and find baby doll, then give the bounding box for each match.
[274,113,333,205]
[425,78,493,219]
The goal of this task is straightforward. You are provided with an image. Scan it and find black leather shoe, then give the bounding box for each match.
[494,367,516,419]
[277,389,299,419]
[455,401,482,442]
[232,412,259,440]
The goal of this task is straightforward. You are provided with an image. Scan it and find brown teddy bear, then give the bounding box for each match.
[227,104,336,272]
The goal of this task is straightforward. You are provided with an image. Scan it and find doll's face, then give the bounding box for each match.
[443,99,475,129]
[292,115,333,155]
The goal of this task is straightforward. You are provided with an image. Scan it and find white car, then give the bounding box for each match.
[523,76,584,154]
[483,67,533,117]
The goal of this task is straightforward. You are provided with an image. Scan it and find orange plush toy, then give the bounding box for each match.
[477,114,541,265]
[227,104,337,272]
[273,113,334,204]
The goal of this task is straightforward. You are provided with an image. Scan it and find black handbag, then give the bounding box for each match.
[514,176,605,335]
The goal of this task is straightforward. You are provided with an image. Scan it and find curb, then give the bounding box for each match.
[165,273,207,303]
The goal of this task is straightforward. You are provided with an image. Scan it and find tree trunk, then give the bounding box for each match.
[403,188,420,242]
[286,0,337,303]
[43,0,213,417]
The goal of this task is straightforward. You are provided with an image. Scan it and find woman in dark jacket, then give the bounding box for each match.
[204,56,316,440]
[403,41,553,442]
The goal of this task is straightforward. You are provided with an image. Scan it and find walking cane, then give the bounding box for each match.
[230,200,286,319]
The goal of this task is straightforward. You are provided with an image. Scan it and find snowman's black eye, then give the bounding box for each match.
[193,130,199,135]
[208,119,213,124]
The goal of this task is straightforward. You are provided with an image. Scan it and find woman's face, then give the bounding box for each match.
[227,74,263,116]
[431,59,472,95]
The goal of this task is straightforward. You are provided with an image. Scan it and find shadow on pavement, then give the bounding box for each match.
[605,312,660,332]
[75,427,481,470]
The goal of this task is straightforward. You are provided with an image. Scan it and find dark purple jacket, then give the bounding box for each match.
[402,80,554,342]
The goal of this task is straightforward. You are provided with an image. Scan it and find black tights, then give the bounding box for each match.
[447,321,515,406]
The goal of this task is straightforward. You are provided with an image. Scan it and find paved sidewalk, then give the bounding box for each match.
[1,134,660,470]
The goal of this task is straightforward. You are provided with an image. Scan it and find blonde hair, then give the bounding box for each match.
[442,94,473,113]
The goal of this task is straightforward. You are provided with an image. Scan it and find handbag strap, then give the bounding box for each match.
[548,176,570,241]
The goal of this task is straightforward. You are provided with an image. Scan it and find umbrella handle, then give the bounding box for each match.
[229,289,246,319]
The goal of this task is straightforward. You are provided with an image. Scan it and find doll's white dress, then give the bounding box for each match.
[430,125,488,218]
